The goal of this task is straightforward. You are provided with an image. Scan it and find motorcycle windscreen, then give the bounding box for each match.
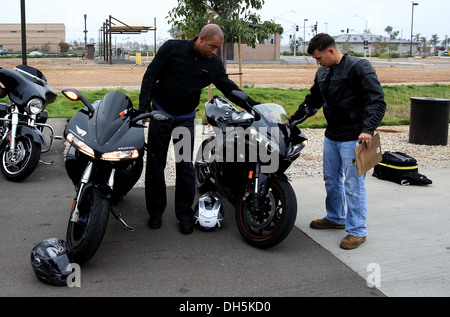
[95,91,133,146]
[0,66,57,106]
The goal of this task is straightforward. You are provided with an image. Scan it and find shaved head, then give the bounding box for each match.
[193,24,224,59]
[199,24,224,42]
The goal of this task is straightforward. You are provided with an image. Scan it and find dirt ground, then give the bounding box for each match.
[1,57,449,90]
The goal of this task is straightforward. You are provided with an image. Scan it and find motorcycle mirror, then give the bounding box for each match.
[62,89,79,101]
[61,88,95,114]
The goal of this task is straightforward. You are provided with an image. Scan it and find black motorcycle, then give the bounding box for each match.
[0,65,57,181]
[195,90,308,248]
[61,88,154,263]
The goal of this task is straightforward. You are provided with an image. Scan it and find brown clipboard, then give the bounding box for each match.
[354,133,382,177]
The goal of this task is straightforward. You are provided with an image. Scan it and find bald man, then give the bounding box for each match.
[139,24,258,234]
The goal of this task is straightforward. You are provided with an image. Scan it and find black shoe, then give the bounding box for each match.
[179,218,193,234]
[148,216,162,229]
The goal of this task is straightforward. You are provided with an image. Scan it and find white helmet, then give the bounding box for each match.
[194,192,224,231]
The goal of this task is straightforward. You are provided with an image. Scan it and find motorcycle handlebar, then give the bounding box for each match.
[130,110,172,125]
[130,112,153,125]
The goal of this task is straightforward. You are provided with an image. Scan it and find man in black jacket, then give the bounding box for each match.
[288,33,386,249]
[139,24,257,234]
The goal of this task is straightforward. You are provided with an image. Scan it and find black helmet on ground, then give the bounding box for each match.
[30,238,73,286]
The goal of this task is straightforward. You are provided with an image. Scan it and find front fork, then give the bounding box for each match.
[70,163,133,229]
[71,161,94,222]
[248,161,269,212]
[8,107,19,152]
[3,108,53,153]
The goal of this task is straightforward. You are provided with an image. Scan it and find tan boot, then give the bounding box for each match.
[310,217,345,229]
[340,234,366,250]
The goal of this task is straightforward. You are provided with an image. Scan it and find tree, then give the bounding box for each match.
[41,42,51,53]
[167,0,283,64]
[289,36,303,55]
[342,40,353,54]
[384,26,399,41]
[420,36,429,54]
[429,34,439,51]
[385,26,399,59]
[59,42,70,53]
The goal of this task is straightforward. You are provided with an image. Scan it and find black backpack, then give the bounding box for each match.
[372,151,432,186]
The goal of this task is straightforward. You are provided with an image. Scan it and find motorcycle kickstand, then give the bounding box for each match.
[110,207,135,231]
[39,159,54,165]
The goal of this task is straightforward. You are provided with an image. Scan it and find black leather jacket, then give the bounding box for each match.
[291,54,386,141]
[139,37,257,116]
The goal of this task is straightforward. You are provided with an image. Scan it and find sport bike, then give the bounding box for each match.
[195,90,308,248]
[0,65,57,181]
[62,88,154,263]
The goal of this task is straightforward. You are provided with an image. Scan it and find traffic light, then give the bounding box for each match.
[363,40,369,49]
[296,25,299,32]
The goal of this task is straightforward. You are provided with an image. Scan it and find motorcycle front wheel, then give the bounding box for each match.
[67,186,110,264]
[235,177,297,249]
[195,137,215,193]
[1,136,41,181]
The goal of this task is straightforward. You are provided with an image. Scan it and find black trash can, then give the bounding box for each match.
[409,97,450,146]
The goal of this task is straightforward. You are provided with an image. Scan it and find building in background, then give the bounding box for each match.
[334,33,419,56]
[227,33,281,61]
[0,23,65,53]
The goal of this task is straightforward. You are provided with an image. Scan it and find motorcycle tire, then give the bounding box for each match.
[1,136,41,182]
[235,177,297,249]
[67,186,110,264]
[195,137,215,193]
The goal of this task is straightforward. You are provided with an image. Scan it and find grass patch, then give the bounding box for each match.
[2,84,449,128]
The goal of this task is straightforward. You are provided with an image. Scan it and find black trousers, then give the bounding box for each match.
[145,117,195,221]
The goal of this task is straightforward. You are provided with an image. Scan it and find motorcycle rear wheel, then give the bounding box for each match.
[67,186,110,264]
[1,136,41,181]
[235,177,297,249]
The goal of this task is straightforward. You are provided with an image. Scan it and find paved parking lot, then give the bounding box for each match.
[0,119,384,299]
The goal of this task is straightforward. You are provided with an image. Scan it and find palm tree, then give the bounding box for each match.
[429,34,439,52]
[385,26,399,59]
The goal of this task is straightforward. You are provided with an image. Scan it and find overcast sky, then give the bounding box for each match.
[2,0,448,44]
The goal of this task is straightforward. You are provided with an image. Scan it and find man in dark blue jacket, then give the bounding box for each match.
[288,33,386,249]
[139,24,257,234]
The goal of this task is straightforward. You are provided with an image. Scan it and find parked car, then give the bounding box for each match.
[0,49,8,56]
[29,51,43,56]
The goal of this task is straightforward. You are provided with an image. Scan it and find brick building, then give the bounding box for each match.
[0,23,65,53]
[227,33,281,61]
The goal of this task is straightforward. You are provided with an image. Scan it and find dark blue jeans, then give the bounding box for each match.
[145,117,195,221]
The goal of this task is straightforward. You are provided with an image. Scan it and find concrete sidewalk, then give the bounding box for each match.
[292,168,450,297]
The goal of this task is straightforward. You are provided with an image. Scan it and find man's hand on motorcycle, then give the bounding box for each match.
[139,110,149,123]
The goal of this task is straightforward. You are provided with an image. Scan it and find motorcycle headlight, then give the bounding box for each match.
[101,149,139,161]
[27,98,44,114]
[66,133,95,158]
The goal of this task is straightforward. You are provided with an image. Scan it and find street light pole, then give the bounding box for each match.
[354,14,368,33]
[303,19,308,53]
[20,0,27,65]
[410,2,418,58]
